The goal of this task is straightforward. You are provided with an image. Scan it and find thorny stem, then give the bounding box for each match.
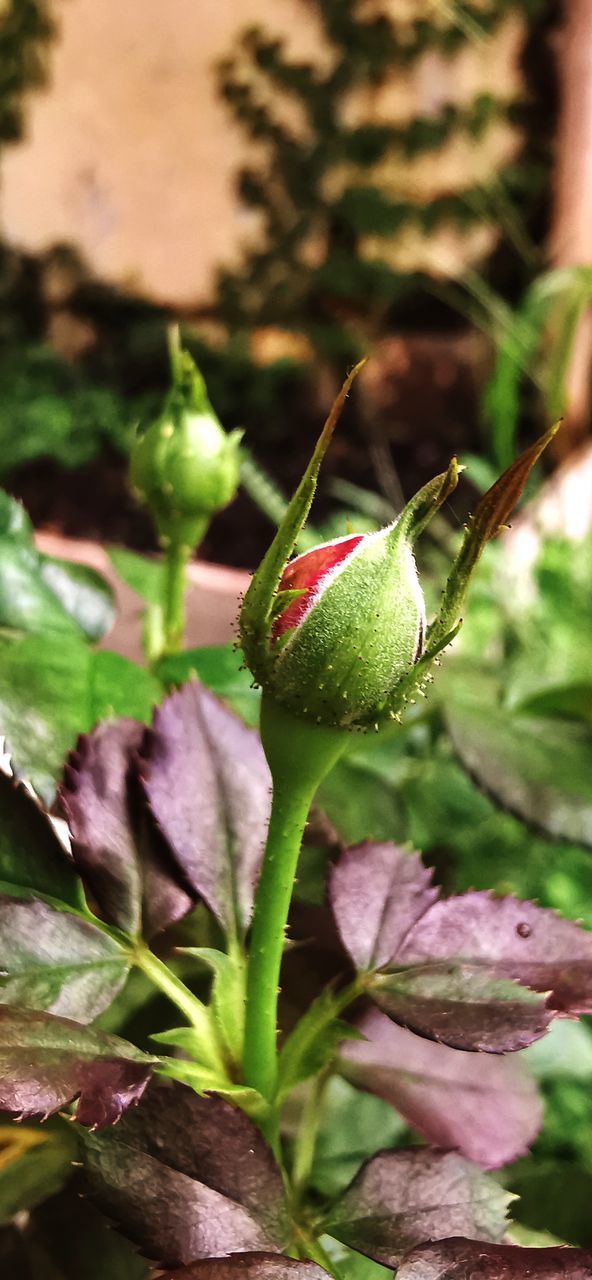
[243,697,348,1101]
[243,772,317,1100]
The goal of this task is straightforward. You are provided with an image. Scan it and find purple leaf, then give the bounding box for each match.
[140,682,271,935]
[371,962,552,1053]
[0,895,130,1022]
[60,719,194,938]
[396,1237,592,1278]
[329,843,592,1051]
[340,1008,543,1168]
[159,1256,329,1280]
[326,1150,511,1267]
[0,1005,154,1126]
[82,1080,289,1267]
[396,893,592,1016]
[329,844,437,971]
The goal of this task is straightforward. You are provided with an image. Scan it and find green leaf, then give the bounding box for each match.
[0,632,159,803]
[151,1024,227,1074]
[90,650,161,724]
[445,677,592,847]
[0,491,32,541]
[108,545,165,606]
[508,1160,592,1249]
[318,732,410,844]
[38,555,114,642]
[0,490,113,641]
[523,1019,592,1081]
[0,538,81,637]
[0,895,129,1022]
[515,682,592,726]
[0,1121,77,1225]
[156,643,260,726]
[311,1077,407,1198]
[0,772,82,908]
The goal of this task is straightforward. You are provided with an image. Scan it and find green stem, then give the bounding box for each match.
[291,1069,329,1199]
[299,1236,343,1280]
[243,774,315,1099]
[162,541,190,655]
[134,945,218,1055]
[167,322,183,381]
[243,698,348,1100]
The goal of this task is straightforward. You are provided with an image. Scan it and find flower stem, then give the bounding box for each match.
[243,775,315,1099]
[162,541,190,656]
[243,698,348,1100]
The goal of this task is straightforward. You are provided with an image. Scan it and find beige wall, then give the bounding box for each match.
[0,0,527,309]
[0,0,324,307]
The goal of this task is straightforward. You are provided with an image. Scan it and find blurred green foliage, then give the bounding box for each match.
[0,344,149,479]
[446,266,592,473]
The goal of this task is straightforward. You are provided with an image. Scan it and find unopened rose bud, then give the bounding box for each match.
[131,334,241,550]
[242,451,457,730]
[240,364,560,736]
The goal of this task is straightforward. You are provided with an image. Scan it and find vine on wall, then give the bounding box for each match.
[215,0,547,360]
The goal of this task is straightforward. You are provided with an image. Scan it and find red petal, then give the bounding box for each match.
[273,534,363,638]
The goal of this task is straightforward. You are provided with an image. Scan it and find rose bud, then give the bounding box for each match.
[266,468,455,729]
[240,363,559,737]
[131,331,241,552]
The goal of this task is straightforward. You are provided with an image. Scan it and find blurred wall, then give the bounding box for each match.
[0,0,325,307]
[0,0,527,310]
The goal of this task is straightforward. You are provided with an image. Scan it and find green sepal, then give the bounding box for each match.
[429,422,560,650]
[239,361,365,685]
[388,456,459,547]
[270,588,305,620]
